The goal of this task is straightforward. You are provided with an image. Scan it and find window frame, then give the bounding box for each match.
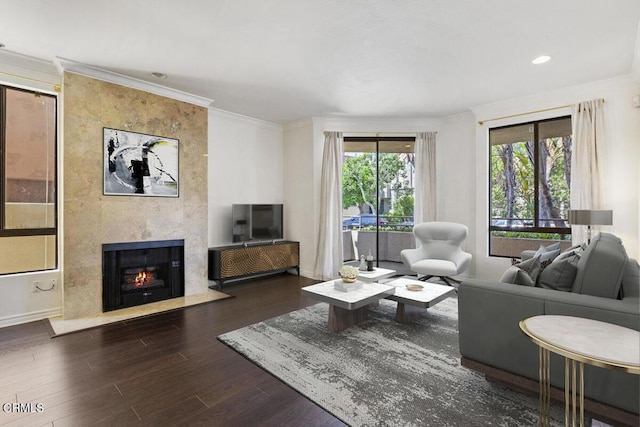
[0,84,58,273]
[488,116,572,258]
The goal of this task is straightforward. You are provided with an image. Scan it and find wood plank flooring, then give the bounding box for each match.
[0,275,346,427]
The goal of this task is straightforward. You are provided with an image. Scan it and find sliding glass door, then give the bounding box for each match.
[342,137,415,270]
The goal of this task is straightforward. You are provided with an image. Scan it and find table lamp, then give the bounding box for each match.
[568,209,613,244]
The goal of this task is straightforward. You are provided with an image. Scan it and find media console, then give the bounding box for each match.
[208,240,299,288]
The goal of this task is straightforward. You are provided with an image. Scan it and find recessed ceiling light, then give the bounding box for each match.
[150,72,167,79]
[532,55,551,65]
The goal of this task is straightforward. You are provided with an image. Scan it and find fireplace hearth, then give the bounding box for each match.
[102,239,184,312]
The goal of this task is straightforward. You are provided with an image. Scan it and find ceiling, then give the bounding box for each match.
[1,1,639,124]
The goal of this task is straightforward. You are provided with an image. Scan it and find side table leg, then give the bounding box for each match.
[573,360,576,426]
[580,361,584,427]
[566,359,585,427]
[565,358,570,427]
[539,347,551,426]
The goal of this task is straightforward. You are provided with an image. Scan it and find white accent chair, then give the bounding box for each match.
[400,222,472,286]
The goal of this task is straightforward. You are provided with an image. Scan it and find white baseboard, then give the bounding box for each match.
[0,307,62,329]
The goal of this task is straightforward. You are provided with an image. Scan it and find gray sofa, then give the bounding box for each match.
[458,233,640,422]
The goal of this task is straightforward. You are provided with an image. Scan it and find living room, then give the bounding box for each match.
[0,1,639,425]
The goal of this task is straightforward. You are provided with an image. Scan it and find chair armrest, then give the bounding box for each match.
[452,250,472,272]
[400,247,424,268]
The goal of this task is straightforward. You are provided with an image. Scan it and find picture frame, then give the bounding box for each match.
[103,128,179,197]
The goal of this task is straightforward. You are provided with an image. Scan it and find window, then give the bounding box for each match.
[0,85,57,274]
[489,117,572,257]
[342,137,415,265]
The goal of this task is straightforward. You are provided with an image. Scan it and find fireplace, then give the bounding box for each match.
[102,239,184,312]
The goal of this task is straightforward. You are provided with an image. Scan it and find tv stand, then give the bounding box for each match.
[208,240,299,288]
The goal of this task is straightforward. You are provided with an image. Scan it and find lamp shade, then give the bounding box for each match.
[568,210,612,226]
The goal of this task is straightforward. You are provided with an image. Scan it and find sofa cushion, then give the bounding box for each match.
[572,233,627,299]
[500,256,541,287]
[537,252,580,292]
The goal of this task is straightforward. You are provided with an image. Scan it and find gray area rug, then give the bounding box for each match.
[218,297,563,426]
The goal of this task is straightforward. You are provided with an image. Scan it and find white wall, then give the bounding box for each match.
[0,51,62,327]
[435,111,477,277]
[208,108,284,246]
[282,119,316,277]
[471,75,640,280]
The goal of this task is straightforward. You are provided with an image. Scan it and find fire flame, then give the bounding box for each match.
[134,271,152,287]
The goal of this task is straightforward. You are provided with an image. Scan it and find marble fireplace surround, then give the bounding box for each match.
[62,72,211,320]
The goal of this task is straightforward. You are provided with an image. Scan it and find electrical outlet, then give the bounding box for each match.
[32,281,41,293]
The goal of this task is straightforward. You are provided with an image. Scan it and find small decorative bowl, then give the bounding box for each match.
[406,283,424,291]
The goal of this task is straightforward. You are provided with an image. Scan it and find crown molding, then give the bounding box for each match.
[0,50,60,93]
[53,57,215,108]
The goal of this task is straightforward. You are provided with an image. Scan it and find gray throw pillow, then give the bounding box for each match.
[522,242,563,261]
[534,245,561,263]
[538,253,580,292]
[555,244,585,262]
[500,266,531,286]
[500,256,541,286]
[544,242,562,252]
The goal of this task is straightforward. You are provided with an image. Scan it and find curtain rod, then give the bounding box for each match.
[478,105,571,126]
[478,100,604,126]
[0,70,61,92]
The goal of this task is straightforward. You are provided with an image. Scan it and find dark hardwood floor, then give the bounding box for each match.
[0,274,347,427]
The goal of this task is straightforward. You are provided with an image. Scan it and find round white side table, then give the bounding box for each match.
[520,315,640,427]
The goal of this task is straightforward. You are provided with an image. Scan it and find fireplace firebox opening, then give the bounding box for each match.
[102,239,184,312]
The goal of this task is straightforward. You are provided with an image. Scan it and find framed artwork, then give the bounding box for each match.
[103,128,179,197]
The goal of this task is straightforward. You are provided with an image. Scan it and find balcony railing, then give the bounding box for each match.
[342,215,414,231]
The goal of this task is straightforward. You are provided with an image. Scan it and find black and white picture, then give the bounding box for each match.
[104,128,179,197]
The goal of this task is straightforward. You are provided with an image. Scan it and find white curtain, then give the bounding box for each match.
[314,131,344,280]
[414,131,437,224]
[570,99,608,244]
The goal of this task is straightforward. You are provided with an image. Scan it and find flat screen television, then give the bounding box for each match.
[232,204,283,243]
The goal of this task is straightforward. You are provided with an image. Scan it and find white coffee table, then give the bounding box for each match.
[301,280,395,332]
[357,267,396,283]
[385,277,456,324]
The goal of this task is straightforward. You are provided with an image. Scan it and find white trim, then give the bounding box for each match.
[0,307,61,329]
[0,49,60,93]
[54,57,215,108]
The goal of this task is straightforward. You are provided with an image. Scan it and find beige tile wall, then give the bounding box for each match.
[63,72,208,319]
